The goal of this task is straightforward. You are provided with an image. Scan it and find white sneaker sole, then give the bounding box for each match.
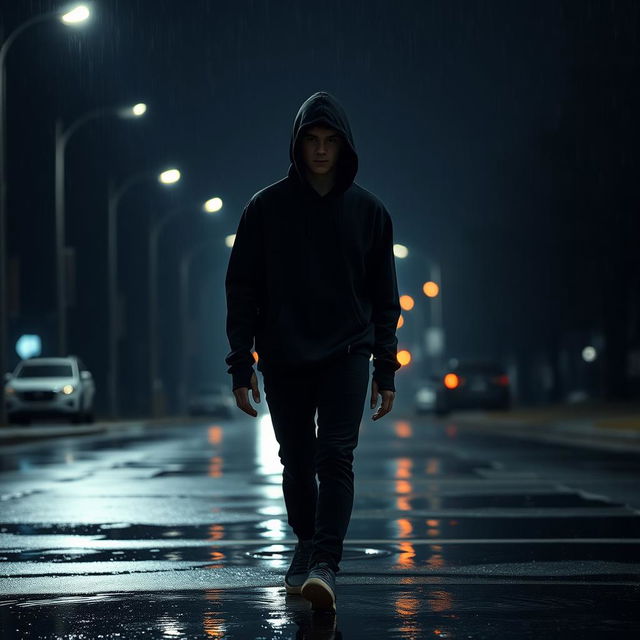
[301,578,336,611]
[284,580,303,595]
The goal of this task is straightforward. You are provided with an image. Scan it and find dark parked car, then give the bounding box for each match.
[415,359,511,416]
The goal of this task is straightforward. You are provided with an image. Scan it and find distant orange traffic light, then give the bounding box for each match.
[444,373,459,389]
[423,281,439,298]
[400,295,414,311]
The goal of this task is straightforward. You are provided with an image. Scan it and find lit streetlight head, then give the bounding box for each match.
[61,4,91,24]
[225,234,236,248]
[132,103,147,117]
[204,197,223,213]
[118,102,147,119]
[393,244,409,259]
[159,169,181,185]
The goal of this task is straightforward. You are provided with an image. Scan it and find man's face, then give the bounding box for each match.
[299,125,343,176]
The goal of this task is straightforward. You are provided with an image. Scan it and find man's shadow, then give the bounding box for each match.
[285,593,343,640]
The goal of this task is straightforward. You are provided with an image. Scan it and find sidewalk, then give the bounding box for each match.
[451,401,640,452]
[0,417,188,447]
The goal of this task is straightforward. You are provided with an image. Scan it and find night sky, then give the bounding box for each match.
[2,0,639,414]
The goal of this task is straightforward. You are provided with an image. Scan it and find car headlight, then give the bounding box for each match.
[62,385,75,395]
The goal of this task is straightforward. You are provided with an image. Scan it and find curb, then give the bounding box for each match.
[449,411,640,453]
[0,417,196,447]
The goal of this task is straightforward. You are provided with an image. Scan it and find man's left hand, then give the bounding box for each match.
[370,379,395,421]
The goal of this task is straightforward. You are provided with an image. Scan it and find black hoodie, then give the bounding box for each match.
[224,91,401,391]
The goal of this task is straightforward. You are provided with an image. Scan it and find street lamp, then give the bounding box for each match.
[159,169,181,185]
[61,5,92,24]
[106,167,179,418]
[177,200,224,413]
[55,102,147,357]
[0,3,91,424]
[131,103,147,117]
[149,195,222,417]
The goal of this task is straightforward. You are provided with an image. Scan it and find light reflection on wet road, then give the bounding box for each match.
[1,410,639,638]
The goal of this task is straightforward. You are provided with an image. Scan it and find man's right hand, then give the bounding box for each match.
[232,371,260,417]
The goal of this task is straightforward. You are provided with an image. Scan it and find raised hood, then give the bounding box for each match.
[288,91,359,198]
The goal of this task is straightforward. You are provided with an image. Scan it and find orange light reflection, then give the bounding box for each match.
[395,479,412,495]
[204,550,226,570]
[394,592,423,639]
[203,589,226,638]
[429,590,454,613]
[394,541,416,569]
[396,518,414,538]
[208,426,223,445]
[395,457,413,478]
[208,524,224,541]
[208,456,223,477]
[395,421,412,438]
[426,552,445,568]
[425,458,440,476]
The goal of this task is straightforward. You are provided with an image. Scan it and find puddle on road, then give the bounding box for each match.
[3,513,640,543]
[356,492,624,510]
[5,541,639,568]
[245,544,391,560]
[0,585,638,639]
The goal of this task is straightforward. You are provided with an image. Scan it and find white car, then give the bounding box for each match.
[188,383,235,417]
[4,356,96,424]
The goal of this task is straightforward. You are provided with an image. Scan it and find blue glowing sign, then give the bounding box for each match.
[16,335,42,360]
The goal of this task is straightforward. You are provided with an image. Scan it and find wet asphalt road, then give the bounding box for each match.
[0,409,639,639]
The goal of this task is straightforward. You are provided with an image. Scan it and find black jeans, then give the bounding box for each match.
[261,352,370,573]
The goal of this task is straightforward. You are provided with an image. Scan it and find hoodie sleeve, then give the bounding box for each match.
[224,198,261,391]
[369,206,402,392]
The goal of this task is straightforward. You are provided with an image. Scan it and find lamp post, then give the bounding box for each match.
[107,166,179,418]
[178,199,224,413]
[146,170,183,417]
[0,4,91,424]
[149,195,221,417]
[56,103,146,357]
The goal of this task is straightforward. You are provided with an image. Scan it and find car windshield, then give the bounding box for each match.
[17,364,73,378]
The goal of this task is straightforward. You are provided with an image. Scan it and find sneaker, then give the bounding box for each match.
[301,561,336,611]
[284,539,313,594]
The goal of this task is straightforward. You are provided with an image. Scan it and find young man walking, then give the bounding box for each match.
[224,91,401,612]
